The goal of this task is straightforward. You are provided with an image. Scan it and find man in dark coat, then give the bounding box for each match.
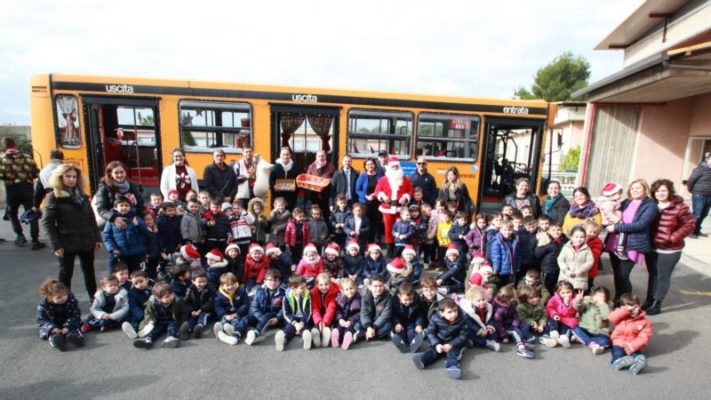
[203,149,237,202]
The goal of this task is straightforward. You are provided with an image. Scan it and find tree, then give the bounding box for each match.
[559,146,581,172]
[515,52,591,102]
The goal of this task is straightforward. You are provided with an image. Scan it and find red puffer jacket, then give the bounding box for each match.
[310,282,340,327]
[284,219,311,247]
[609,307,653,354]
[651,195,696,251]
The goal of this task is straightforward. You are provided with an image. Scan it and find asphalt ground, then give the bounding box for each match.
[0,223,710,400]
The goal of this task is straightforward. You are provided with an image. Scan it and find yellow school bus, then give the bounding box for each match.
[29,74,552,212]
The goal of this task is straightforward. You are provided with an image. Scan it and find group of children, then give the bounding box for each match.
[36,185,652,378]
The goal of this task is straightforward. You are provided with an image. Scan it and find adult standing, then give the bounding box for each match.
[542,180,570,226]
[306,150,336,218]
[160,148,198,201]
[374,155,413,255]
[94,161,144,230]
[409,156,437,206]
[438,166,474,214]
[330,154,359,210]
[375,150,388,176]
[686,155,711,238]
[355,158,383,243]
[0,137,44,249]
[203,149,237,202]
[269,146,302,210]
[233,147,256,209]
[504,177,542,217]
[42,164,102,299]
[605,179,658,304]
[33,149,64,211]
[562,187,602,236]
[645,179,696,315]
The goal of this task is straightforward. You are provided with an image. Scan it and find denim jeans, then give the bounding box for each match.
[611,345,642,364]
[188,312,211,331]
[468,330,499,347]
[148,320,178,341]
[282,319,313,341]
[546,319,572,336]
[222,315,249,337]
[393,322,420,343]
[692,194,711,235]
[420,344,464,369]
[572,327,611,347]
[251,313,281,334]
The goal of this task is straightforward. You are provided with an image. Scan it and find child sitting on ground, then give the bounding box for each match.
[460,286,499,352]
[436,244,465,294]
[83,275,129,333]
[401,245,422,284]
[557,226,594,291]
[516,285,550,345]
[361,274,393,341]
[572,286,612,355]
[343,240,365,286]
[36,279,85,351]
[420,276,444,320]
[224,242,243,283]
[386,257,413,296]
[363,243,387,286]
[184,267,215,339]
[243,243,269,292]
[213,272,250,345]
[516,269,551,305]
[391,282,426,353]
[112,262,131,292]
[608,293,653,375]
[323,243,345,279]
[310,272,340,348]
[543,280,579,348]
[168,263,191,300]
[412,298,468,379]
[123,270,152,337]
[492,285,534,358]
[131,282,190,349]
[245,269,286,346]
[467,262,498,300]
[295,243,324,288]
[205,248,229,288]
[275,275,313,351]
[266,243,293,287]
[334,278,362,350]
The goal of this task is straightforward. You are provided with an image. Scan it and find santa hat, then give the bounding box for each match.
[445,243,459,257]
[401,245,416,258]
[471,252,486,264]
[225,242,241,255]
[325,243,341,257]
[248,243,264,254]
[479,262,494,275]
[346,239,360,253]
[303,243,318,255]
[600,182,622,197]
[167,189,179,198]
[222,202,233,212]
[387,257,406,274]
[205,248,224,262]
[387,155,400,166]
[366,243,382,254]
[180,244,200,261]
[265,243,281,256]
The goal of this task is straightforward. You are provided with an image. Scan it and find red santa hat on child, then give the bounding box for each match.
[325,243,341,257]
[468,262,494,286]
[479,261,494,275]
[206,248,224,262]
[265,243,281,256]
[401,245,417,258]
[387,257,406,274]
[346,239,360,253]
[248,243,264,254]
[600,182,623,197]
[366,243,382,254]
[471,252,486,264]
[180,244,200,261]
[303,243,318,255]
[445,243,459,257]
[225,242,241,255]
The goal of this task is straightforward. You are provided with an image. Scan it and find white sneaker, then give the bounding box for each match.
[217,331,238,345]
[245,330,257,346]
[485,339,501,352]
[302,329,312,350]
[275,330,286,351]
[311,328,322,347]
[539,336,558,348]
[558,335,571,348]
[223,323,235,336]
[137,322,154,338]
[549,330,560,341]
[163,336,180,348]
[213,322,223,340]
[322,327,331,348]
[121,322,137,339]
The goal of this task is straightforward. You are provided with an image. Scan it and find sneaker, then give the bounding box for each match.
[322,327,331,347]
[178,322,190,341]
[413,353,426,370]
[193,324,204,339]
[629,355,647,375]
[137,322,154,338]
[570,335,583,345]
[31,241,46,250]
[558,335,571,348]
[539,335,557,348]
[341,331,353,350]
[410,334,424,353]
[163,336,180,348]
[331,329,340,348]
[50,334,66,351]
[217,331,238,345]
[66,333,85,347]
[122,322,138,339]
[245,330,257,346]
[223,323,235,337]
[549,330,560,341]
[302,329,312,350]
[391,334,408,353]
[611,355,634,370]
[133,338,153,349]
[213,322,223,340]
[81,323,91,333]
[311,328,321,347]
[485,339,501,352]
[275,330,286,352]
[589,342,604,355]
[446,366,462,379]
[516,344,535,359]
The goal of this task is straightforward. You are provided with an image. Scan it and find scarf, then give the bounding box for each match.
[568,201,598,219]
[113,179,130,194]
[277,159,293,173]
[544,194,562,216]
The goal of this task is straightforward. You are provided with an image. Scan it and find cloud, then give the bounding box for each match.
[0,0,641,124]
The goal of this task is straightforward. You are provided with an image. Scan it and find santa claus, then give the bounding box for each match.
[373,155,413,254]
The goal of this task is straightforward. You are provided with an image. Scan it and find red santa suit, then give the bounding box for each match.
[373,156,413,245]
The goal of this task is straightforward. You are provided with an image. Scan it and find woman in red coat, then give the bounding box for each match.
[645,179,696,315]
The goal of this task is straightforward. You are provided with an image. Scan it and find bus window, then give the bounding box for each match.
[179,100,252,153]
[416,113,480,161]
[347,109,412,158]
[55,95,81,148]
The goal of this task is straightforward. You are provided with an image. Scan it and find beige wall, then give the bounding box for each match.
[689,92,711,137]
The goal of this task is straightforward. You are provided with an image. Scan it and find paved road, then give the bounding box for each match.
[0,223,710,400]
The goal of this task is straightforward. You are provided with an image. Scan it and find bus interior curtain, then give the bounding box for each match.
[279,113,305,151]
[307,114,333,152]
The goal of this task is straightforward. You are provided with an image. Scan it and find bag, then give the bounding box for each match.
[91,192,107,229]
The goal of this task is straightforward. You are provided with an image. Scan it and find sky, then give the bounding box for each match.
[0,0,643,125]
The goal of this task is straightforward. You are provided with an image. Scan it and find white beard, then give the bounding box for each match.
[385,166,404,199]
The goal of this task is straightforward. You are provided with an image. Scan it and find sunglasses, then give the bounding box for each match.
[417,162,426,165]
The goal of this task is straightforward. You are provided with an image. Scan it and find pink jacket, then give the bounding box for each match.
[296,257,324,279]
[546,292,578,328]
[609,307,653,354]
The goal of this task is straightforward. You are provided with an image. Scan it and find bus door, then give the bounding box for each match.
[478,118,544,214]
[82,96,162,195]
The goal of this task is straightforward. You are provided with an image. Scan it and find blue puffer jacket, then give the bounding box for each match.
[426,309,468,348]
[214,287,250,320]
[489,232,521,277]
[250,285,286,320]
[102,210,147,256]
[613,197,659,253]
